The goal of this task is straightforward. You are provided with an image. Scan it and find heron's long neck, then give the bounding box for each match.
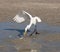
[23,11,32,19]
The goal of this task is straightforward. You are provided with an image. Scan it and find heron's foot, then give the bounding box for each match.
[29,34,33,37]
[23,32,27,36]
[35,32,40,34]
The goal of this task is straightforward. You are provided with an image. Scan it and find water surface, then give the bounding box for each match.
[0,22,60,52]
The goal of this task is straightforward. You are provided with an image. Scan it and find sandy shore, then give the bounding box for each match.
[0,33,60,52]
[0,0,60,25]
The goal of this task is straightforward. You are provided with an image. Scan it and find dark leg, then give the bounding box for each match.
[29,25,40,36]
[29,28,36,36]
[35,25,40,34]
[35,31,40,34]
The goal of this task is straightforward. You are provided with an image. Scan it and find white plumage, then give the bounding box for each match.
[13,10,42,36]
[13,14,25,23]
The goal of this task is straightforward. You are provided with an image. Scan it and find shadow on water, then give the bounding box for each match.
[0,22,60,39]
[4,29,30,37]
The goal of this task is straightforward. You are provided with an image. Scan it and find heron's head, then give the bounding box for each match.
[34,16,42,22]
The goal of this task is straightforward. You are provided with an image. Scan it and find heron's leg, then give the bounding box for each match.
[29,30,35,36]
[30,25,40,36]
[35,25,40,34]
[29,25,37,36]
[23,30,27,36]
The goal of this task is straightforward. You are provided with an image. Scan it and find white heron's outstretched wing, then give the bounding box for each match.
[13,11,31,23]
[13,14,25,23]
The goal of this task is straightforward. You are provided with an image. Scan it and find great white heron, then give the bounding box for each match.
[13,10,42,37]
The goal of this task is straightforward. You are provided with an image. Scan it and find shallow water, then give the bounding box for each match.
[0,22,60,52]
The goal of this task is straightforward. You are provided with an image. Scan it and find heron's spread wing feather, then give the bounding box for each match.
[13,11,33,23]
[13,14,25,23]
